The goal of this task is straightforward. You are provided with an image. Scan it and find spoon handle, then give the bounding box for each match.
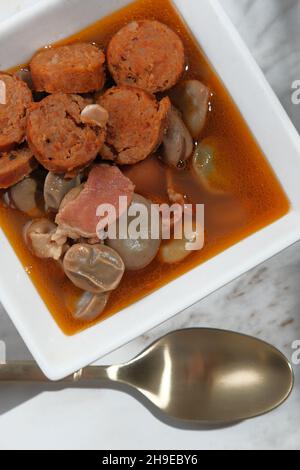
[0,362,111,383]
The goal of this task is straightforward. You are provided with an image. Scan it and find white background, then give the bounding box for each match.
[0,0,300,450]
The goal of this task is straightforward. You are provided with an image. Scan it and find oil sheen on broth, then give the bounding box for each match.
[0,0,290,334]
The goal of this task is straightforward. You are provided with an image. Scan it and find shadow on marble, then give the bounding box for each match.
[0,380,242,431]
[0,383,54,416]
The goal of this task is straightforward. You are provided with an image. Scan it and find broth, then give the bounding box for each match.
[0,0,289,334]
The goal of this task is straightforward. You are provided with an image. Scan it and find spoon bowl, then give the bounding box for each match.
[0,328,294,424]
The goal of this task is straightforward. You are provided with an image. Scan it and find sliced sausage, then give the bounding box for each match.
[107,20,185,93]
[30,43,106,94]
[0,72,32,152]
[99,86,171,165]
[0,145,37,189]
[27,93,106,174]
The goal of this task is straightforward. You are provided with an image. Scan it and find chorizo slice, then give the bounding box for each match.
[30,43,106,94]
[99,86,171,165]
[107,20,185,93]
[27,93,106,174]
[0,72,33,152]
[0,145,37,189]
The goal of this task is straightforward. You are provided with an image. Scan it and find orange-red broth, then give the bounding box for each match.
[0,0,289,334]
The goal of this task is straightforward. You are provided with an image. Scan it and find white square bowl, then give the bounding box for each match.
[0,0,300,380]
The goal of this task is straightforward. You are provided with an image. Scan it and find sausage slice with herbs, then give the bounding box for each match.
[107,20,185,93]
[0,145,37,189]
[30,43,106,94]
[99,86,170,165]
[27,93,107,174]
[0,72,32,152]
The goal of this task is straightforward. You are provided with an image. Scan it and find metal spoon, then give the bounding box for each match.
[0,329,294,424]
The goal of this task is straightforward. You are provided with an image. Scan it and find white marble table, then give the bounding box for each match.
[0,0,299,450]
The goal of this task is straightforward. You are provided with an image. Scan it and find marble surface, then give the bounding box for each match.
[0,0,300,450]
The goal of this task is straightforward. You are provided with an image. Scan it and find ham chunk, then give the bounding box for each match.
[55,165,135,240]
